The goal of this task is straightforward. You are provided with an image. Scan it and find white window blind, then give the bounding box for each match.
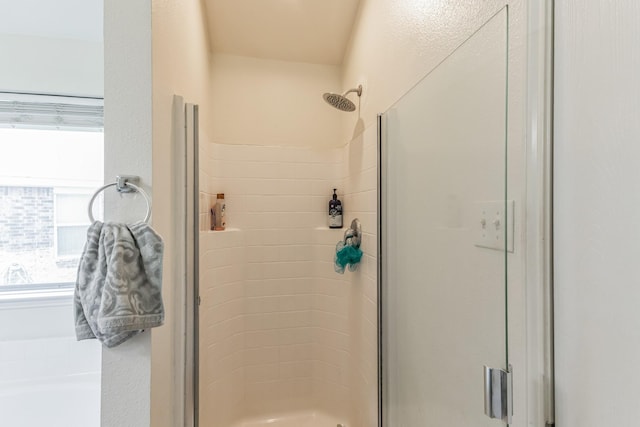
[0,93,103,131]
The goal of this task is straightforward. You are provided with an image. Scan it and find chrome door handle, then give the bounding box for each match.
[484,365,512,424]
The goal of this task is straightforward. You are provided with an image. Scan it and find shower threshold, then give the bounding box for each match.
[230,410,346,427]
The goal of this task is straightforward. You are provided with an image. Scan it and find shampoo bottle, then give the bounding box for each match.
[214,193,226,230]
[328,189,343,229]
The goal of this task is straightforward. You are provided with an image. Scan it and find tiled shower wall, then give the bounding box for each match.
[341,125,378,427]
[199,229,246,427]
[198,138,378,425]
[310,227,353,419]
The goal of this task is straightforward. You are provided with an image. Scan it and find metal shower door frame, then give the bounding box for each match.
[174,95,199,427]
[185,102,200,427]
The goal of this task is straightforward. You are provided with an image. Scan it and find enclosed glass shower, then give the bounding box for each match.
[379,8,510,426]
[186,6,529,427]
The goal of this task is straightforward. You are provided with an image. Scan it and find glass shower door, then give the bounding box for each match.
[380,8,509,426]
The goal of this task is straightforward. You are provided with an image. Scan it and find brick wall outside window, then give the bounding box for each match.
[0,186,54,252]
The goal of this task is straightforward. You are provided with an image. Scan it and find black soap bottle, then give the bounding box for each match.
[328,189,343,229]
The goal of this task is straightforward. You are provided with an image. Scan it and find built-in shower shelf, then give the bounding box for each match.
[202,227,241,233]
[314,226,346,231]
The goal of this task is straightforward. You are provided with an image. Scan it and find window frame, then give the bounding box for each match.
[0,93,103,299]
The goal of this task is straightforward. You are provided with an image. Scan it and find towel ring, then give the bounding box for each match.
[88,181,152,223]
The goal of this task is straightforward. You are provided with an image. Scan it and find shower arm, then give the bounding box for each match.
[343,85,363,97]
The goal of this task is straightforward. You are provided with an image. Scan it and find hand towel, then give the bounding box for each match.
[74,221,164,348]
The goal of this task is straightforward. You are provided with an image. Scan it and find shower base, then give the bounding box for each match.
[230,411,346,427]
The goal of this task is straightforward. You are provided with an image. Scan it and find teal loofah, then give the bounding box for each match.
[334,241,363,274]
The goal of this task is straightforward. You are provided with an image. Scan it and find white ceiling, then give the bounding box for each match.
[204,0,361,65]
[0,0,103,42]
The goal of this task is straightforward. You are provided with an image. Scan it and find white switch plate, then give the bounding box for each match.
[474,200,514,252]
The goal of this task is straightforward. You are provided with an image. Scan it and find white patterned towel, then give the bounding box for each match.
[74,221,164,348]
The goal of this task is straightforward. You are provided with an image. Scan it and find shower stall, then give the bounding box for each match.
[175,3,553,427]
[175,78,377,425]
[191,113,377,427]
[185,9,507,424]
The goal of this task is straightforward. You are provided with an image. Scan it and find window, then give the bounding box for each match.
[55,191,94,257]
[0,94,103,291]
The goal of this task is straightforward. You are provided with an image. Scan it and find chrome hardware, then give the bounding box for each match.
[343,218,362,248]
[116,175,139,193]
[484,365,512,424]
[88,175,152,224]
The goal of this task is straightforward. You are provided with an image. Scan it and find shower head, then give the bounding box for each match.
[323,85,363,112]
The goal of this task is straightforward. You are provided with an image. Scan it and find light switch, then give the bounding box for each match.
[474,200,514,252]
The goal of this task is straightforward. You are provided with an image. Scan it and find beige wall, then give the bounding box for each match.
[151,0,212,426]
[210,54,342,148]
[342,0,525,134]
